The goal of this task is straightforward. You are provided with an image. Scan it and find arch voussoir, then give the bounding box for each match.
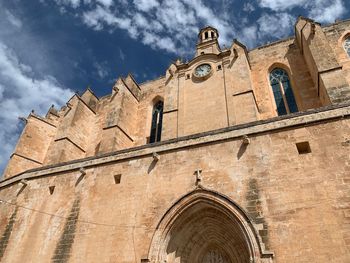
[146,187,274,263]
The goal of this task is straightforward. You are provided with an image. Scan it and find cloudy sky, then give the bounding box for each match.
[0,0,349,175]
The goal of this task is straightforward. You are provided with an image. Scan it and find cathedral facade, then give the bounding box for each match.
[1,16,350,262]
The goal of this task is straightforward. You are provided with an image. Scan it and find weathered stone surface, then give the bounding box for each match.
[1,18,350,263]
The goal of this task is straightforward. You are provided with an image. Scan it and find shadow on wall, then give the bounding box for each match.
[51,197,80,263]
[147,159,157,174]
[245,178,270,249]
[237,143,248,160]
[0,207,18,261]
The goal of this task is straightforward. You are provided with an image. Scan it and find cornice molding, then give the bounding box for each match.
[176,50,231,71]
[1,103,350,188]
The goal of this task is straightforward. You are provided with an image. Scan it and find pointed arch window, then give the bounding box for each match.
[149,101,163,143]
[270,68,298,116]
[344,37,350,57]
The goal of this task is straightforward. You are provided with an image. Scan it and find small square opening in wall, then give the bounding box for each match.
[114,174,122,184]
[296,141,311,154]
[186,74,191,80]
[217,65,222,70]
[49,186,55,195]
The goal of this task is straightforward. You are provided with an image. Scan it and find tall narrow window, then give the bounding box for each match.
[270,68,298,116]
[344,37,350,57]
[149,101,163,143]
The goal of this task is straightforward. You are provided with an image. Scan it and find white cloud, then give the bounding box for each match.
[5,10,22,28]
[182,0,233,44]
[118,48,125,61]
[0,42,73,175]
[238,25,258,48]
[53,0,236,54]
[258,0,346,23]
[243,3,256,13]
[142,31,176,53]
[309,0,345,23]
[257,13,295,39]
[47,0,348,54]
[82,6,138,37]
[258,0,306,11]
[96,0,113,7]
[133,0,159,11]
[0,84,4,100]
[54,0,81,8]
[94,61,109,79]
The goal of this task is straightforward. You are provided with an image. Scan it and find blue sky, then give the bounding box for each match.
[0,0,349,175]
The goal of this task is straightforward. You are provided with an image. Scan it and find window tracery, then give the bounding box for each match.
[344,37,350,57]
[149,100,163,143]
[269,68,298,116]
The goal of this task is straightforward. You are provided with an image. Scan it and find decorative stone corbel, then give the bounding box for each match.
[311,23,316,35]
[242,135,250,145]
[20,179,28,186]
[18,116,28,124]
[79,167,86,176]
[194,169,202,186]
[17,179,28,196]
[112,86,119,93]
[152,152,160,162]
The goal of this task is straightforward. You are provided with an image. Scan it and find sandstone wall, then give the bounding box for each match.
[4,19,350,179]
[0,106,349,262]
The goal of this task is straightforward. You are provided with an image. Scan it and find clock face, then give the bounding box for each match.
[194,64,212,78]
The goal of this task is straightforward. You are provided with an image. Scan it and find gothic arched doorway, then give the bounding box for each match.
[147,188,273,263]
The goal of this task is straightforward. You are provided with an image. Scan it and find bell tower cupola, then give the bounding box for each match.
[196,26,221,56]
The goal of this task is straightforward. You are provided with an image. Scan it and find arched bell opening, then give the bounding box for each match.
[147,189,274,263]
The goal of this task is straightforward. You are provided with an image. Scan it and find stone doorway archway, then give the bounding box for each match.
[200,248,229,263]
[146,188,273,263]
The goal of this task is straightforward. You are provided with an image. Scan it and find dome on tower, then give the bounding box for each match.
[198,26,219,44]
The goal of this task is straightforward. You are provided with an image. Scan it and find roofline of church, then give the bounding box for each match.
[129,18,350,90]
[322,17,350,30]
[2,102,350,188]
[80,17,350,100]
[250,17,350,52]
[250,36,295,52]
[138,74,165,86]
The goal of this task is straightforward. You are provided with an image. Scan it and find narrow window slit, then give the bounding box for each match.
[344,36,350,57]
[149,101,163,143]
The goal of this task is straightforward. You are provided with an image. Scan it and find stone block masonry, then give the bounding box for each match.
[0,18,350,263]
[51,197,80,263]
[0,207,18,261]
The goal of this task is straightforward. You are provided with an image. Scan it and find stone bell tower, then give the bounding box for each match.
[196,26,221,56]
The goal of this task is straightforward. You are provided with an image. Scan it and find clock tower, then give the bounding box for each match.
[196,26,221,56]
